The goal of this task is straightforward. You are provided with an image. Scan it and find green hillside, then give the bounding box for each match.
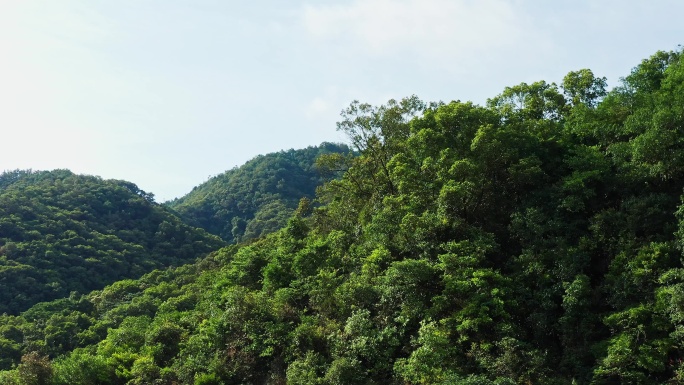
[2,48,684,384]
[166,142,350,243]
[0,170,225,315]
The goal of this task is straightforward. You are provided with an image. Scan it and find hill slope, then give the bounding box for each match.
[0,169,225,315]
[2,48,684,384]
[166,142,350,243]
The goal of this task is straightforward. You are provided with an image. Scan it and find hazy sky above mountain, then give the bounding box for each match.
[1,0,682,201]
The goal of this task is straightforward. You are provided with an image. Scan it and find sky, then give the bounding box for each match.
[0,0,682,202]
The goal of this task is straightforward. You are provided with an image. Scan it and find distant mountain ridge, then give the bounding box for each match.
[0,169,225,315]
[166,142,350,243]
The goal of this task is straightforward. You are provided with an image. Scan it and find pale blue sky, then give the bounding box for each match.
[1,0,682,201]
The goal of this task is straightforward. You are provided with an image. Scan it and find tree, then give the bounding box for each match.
[336,96,425,196]
[17,352,53,385]
[562,69,607,108]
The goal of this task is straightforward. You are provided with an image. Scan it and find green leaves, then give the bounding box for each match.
[168,143,350,243]
[562,69,607,108]
[3,48,684,385]
[0,170,224,315]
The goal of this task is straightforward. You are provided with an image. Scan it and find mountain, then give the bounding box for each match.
[0,169,225,315]
[2,48,684,384]
[166,142,350,243]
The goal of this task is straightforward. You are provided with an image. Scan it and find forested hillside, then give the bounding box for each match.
[166,143,350,243]
[0,170,224,315]
[2,48,684,384]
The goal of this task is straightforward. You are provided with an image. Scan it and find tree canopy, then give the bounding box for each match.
[2,48,684,384]
[166,143,350,243]
[0,170,224,315]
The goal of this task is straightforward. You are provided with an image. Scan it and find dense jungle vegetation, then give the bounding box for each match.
[2,48,684,384]
[0,170,224,315]
[166,143,350,243]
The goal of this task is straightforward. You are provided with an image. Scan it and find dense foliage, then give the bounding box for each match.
[0,170,224,315]
[2,48,684,384]
[166,143,350,243]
